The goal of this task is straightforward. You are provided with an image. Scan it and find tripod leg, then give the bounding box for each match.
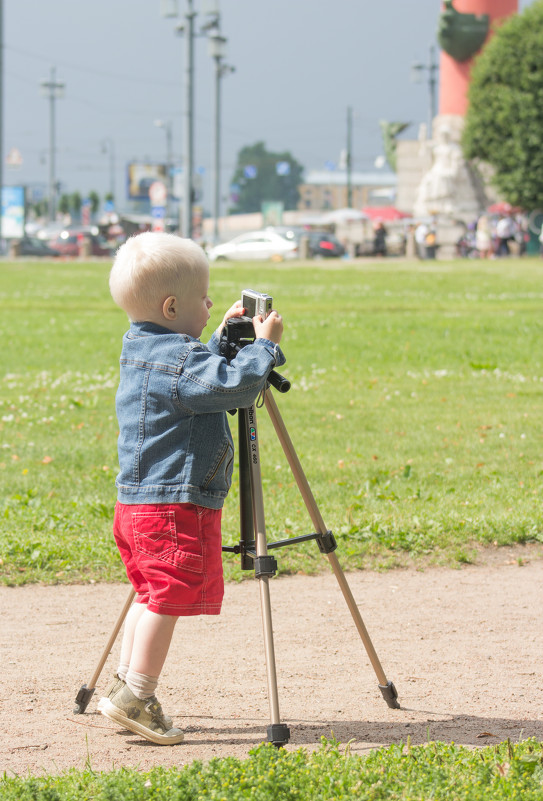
[264,390,399,709]
[73,587,135,714]
[242,404,290,746]
[238,410,256,570]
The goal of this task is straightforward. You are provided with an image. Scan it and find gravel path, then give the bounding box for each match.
[2,543,542,776]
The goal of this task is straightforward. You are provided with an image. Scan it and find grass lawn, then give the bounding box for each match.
[1,255,543,584]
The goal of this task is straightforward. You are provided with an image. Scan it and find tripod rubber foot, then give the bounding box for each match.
[379,680,400,709]
[73,684,95,714]
[267,723,291,747]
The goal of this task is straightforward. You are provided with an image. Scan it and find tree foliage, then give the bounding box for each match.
[88,190,100,214]
[70,191,82,215]
[462,1,543,210]
[58,194,71,215]
[230,141,304,214]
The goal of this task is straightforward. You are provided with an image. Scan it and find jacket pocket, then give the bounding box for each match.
[202,440,234,490]
[132,510,203,573]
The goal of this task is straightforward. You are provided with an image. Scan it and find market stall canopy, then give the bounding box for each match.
[362,206,410,221]
[487,201,522,215]
[319,208,369,224]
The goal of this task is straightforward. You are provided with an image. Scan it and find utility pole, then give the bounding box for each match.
[161,0,233,239]
[411,46,438,134]
[428,45,438,127]
[183,0,195,239]
[0,0,3,246]
[161,0,196,238]
[207,17,234,244]
[154,120,172,221]
[40,67,65,222]
[101,138,115,202]
[346,106,353,208]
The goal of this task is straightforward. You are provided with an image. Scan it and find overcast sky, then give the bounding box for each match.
[3,0,534,211]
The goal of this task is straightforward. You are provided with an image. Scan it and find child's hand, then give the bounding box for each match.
[218,300,244,334]
[253,310,283,344]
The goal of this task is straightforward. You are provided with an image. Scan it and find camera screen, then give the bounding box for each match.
[242,289,272,319]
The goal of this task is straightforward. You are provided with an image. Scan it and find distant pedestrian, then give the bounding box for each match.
[475,215,492,259]
[415,222,429,259]
[496,215,515,256]
[373,222,387,257]
[425,227,437,259]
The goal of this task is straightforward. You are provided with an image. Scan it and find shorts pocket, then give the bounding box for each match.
[132,510,203,573]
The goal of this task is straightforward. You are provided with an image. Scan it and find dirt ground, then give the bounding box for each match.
[2,543,542,777]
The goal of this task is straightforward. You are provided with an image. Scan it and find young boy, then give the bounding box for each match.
[100,231,284,745]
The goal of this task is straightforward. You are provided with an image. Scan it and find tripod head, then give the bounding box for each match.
[219,317,290,393]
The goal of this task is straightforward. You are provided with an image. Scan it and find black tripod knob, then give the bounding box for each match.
[268,369,290,393]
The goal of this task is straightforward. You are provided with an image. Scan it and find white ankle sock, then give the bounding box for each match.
[116,663,129,682]
[126,670,159,700]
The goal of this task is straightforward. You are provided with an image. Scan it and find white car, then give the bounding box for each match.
[207,230,298,262]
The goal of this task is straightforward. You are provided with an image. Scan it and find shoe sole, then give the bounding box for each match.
[97,696,173,729]
[100,700,184,745]
[96,697,109,712]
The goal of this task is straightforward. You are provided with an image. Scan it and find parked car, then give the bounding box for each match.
[265,225,306,243]
[306,231,345,258]
[207,230,298,262]
[18,236,61,257]
[46,227,114,257]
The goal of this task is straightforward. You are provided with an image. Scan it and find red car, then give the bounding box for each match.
[48,228,113,257]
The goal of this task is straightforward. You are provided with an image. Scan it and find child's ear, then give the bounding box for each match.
[163,295,177,320]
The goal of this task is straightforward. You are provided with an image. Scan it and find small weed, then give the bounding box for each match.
[1,738,543,800]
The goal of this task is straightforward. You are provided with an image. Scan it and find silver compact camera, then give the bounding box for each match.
[241,289,273,319]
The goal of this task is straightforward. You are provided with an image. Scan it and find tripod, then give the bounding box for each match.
[74,371,400,744]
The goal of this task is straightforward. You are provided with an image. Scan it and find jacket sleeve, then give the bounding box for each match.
[176,338,286,414]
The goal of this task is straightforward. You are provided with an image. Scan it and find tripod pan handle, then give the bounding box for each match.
[268,369,291,393]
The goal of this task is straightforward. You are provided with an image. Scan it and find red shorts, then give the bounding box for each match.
[113,502,224,616]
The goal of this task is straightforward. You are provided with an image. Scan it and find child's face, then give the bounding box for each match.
[174,265,213,339]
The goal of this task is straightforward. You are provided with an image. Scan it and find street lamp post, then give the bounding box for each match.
[0,0,4,246]
[208,28,234,244]
[161,0,233,240]
[154,119,173,223]
[346,106,353,208]
[183,1,195,238]
[161,0,195,239]
[411,45,439,134]
[101,138,116,203]
[40,66,65,222]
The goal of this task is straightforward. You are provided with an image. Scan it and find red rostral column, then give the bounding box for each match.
[439,0,518,116]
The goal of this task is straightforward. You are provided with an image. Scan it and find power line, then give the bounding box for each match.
[6,44,182,88]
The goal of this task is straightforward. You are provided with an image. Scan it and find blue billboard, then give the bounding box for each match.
[1,186,25,238]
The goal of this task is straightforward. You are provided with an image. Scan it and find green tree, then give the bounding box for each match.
[32,199,48,218]
[88,191,100,214]
[379,121,410,172]
[230,142,304,214]
[70,191,82,217]
[58,194,71,216]
[462,1,543,210]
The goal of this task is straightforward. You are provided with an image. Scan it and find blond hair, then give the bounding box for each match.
[109,232,208,321]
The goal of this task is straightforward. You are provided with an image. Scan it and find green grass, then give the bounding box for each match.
[1,256,543,584]
[2,738,543,799]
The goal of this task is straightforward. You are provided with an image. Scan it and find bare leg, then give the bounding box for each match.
[101,607,183,743]
[119,602,147,669]
[129,609,179,678]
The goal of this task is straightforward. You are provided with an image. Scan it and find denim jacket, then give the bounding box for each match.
[115,321,285,509]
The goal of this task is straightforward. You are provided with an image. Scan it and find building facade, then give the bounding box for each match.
[297,170,397,211]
